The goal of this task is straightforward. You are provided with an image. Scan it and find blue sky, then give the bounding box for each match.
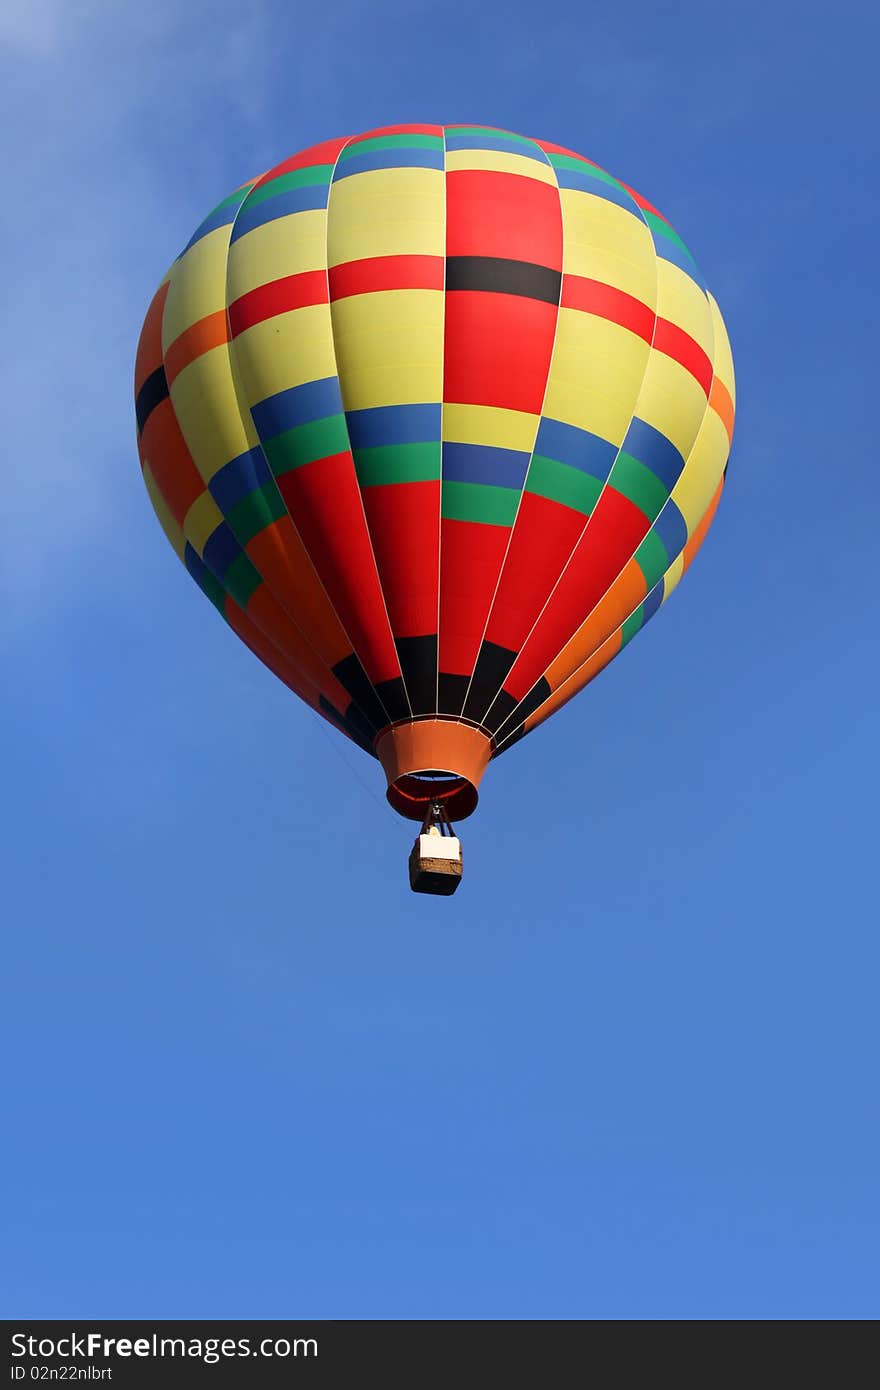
[2,0,878,1319]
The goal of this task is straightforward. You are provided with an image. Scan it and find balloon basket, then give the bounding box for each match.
[408,802,463,897]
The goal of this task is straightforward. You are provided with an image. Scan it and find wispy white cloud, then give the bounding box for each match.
[0,3,281,634]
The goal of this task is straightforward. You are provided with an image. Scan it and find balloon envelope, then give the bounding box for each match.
[135,123,734,820]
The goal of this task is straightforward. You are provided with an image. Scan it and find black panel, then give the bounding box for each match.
[135,364,169,435]
[375,676,411,725]
[445,256,562,305]
[342,700,379,749]
[481,688,521,736]
[331,654,389,733]
[492,723,525,756]
[436,672,471,717]
[461,641,517,724]
[319,697,374,755]
[395,634,438,717]
[489,677,552,739]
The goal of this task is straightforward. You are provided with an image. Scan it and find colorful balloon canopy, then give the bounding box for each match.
[135,123,735,821]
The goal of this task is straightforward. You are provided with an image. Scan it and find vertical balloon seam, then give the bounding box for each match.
[486,192,714,747]
[455,131,567,728]
[160,184,378,751]
[324,133,415,727]
[493,466,727,750]
[478,159,662,736]
[432,124,449,718]
[223,139,399,743]
[491,301,722,749]
[491,302,728,751]
[519,270,721,732]
[215,159,386,748]
[158,209,338,729]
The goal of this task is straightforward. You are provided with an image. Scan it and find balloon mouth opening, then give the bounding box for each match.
[386,770,479,822]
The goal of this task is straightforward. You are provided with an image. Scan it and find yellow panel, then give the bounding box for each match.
[231,306,339,406]
[444,148,557,185]
[661,551,684,600]
[142,462,186,561]
[708,293,736,405]
[169,346,259,481]
[162,228,229,346]
[161,229,229,346]
[442,403,538,451]
[183,488,223,555]
[632,353,708,460]
[564,245,658,306]
[338,363,441,412]
[327,168,444,264]
[226,210,327,297]
[329,288,443,342]
[656,259,714,358]
[329,289,444,409]
[669,410,729,534]
[560,189,655,276]
[543,309,650,445]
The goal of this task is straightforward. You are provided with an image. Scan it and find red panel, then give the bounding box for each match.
[561,275,654,343]
[140,401,204,526]
[482,492,586,654]
[443,291,557,412]
[361,481,440,637]
[328,255,444,300]
[276,454,401,685]
[503,488,650,701]
[350,123,443,139]
[135,282,169,393]
[654,318,713,396]
[228,271,328,336]
[438,519,510,675]
[260,137,353,181]
[446,170,563,266]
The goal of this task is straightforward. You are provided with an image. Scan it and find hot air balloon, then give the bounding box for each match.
[135,123,735,895]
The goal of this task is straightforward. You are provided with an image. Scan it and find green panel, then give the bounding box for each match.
[195,568,227,615]
[338,133,443,159]
[449,126,541,148]
[243,165,334,208]
[526,454,602,516]
[223,551,263,609]
[224,481,288,545]
[263,414,351,477]
[547,153,628,193]
[609,451,669,522]
[355,441,441,488]
[633,528,670,591]
[620,604,645,648]
[204,184,257,220]
[641,208,697,263]
[441,481,519,527]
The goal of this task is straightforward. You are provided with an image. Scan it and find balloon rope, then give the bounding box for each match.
[308,711,400,825]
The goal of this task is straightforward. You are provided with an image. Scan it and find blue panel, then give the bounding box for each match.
[208,447,273,511]
[442,442,531,489]
[180,197,246,255]
[533,416,617,480]
[444,134,548,162]
[333,148,445,179]
[230,183,329,241]
[551,165,638,214]
[622,417,685,491]
[652,497,689,561]
[642,578,665,623]
[346,403,441,450]
[250,377,344,439]
[653,231,705,288]
[184,542,212,593]
[202,522,241,579]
